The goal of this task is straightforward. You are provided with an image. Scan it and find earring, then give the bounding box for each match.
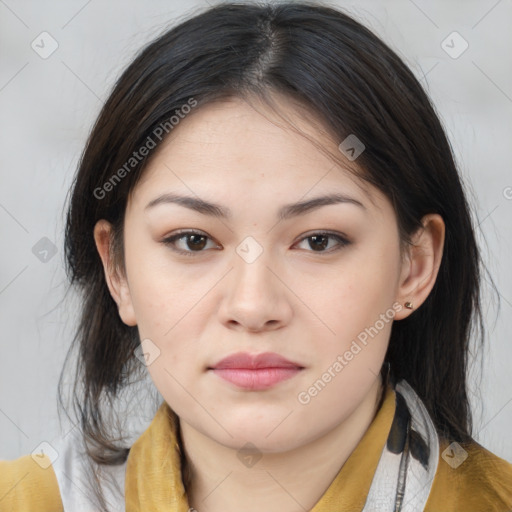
[404,301,414,310]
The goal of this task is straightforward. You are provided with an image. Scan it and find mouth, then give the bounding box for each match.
[208,351,304,391]
[210,367,303,390]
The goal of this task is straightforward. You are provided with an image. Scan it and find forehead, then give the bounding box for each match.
[129,95,381,213]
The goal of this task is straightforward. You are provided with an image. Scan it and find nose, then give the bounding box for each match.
[217,249,293,333]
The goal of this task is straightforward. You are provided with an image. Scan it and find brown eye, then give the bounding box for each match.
[295,232,350,253]
[162,230,218,256]
[184,234,208,250]
[308,234,329,251]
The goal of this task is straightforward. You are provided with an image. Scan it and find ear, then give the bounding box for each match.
[93,219,137,326]
[394,214,445,320]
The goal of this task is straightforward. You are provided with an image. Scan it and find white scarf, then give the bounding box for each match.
[363,379,440,511]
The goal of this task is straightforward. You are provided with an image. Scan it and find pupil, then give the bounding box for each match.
[188,235,206,250]
[310,235,328,251]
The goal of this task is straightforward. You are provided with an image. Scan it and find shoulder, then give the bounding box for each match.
[0,454,63,511]
[1,428,127,512]
[425,437,512,512]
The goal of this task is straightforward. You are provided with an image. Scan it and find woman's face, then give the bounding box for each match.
[97,96,415,452]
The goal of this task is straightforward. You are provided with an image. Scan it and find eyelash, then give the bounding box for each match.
[161,229,351,257]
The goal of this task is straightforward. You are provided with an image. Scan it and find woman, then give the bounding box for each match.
[1,2,511,511]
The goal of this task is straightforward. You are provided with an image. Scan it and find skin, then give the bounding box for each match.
[94,95,445,512]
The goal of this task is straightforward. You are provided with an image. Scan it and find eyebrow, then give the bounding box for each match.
[144,192,366,221]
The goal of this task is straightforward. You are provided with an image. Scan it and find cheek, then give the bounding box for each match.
[316,250,399,340]
[301,251,398,401]
[124,246,210,373]
[124,240,201,333]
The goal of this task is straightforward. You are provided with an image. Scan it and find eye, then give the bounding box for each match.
[293,231,351,253]
[162,230,219,256]
[162,229,350,257]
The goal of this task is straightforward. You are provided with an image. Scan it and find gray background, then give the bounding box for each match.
[1,0,511,463]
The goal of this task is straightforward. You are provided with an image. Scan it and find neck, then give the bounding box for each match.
[179,376,384,512]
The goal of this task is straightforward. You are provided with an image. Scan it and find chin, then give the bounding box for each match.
[217,419,311,453]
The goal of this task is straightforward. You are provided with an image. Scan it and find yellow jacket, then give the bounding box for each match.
[2,383,512,511]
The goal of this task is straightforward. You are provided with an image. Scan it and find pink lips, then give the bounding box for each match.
[209,352,303,390]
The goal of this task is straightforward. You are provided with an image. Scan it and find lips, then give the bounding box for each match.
[208,352,304,390]
[210,351,303,370]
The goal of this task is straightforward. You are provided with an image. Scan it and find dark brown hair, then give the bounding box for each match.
[59,1,496,510]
